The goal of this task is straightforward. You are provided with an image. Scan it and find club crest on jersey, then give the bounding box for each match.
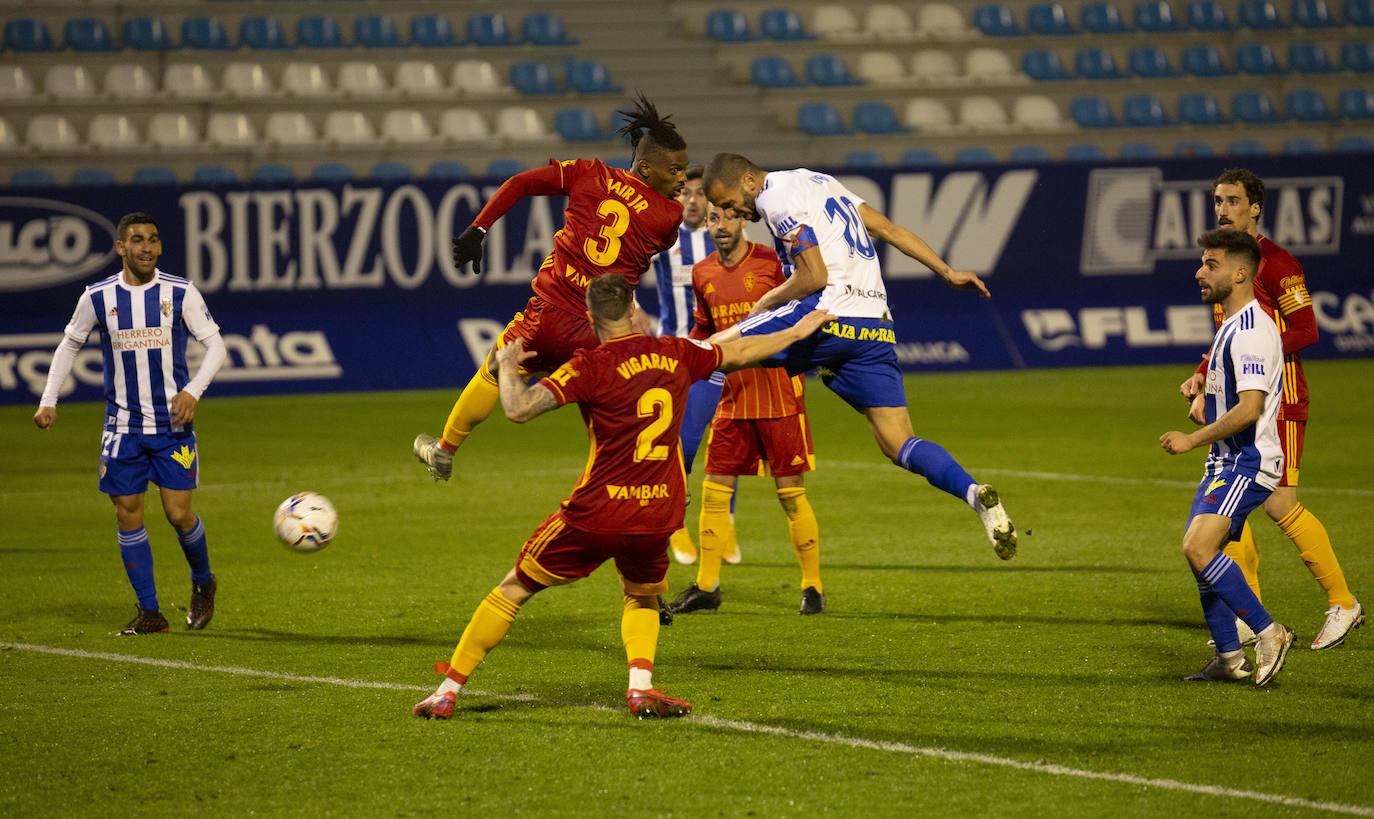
[743,270,755,292]
[160,298,172,317]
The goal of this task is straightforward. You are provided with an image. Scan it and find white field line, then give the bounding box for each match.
[4,641,1371,817]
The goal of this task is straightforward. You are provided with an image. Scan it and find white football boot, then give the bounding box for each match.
[413,433,453,481]
[975,485,1017,560]
[1311,600,1364,650]
[1253,623,1294,686]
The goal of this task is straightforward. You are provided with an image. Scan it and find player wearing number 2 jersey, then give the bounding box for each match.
[413,95,689,481]
[702,153,1019,561]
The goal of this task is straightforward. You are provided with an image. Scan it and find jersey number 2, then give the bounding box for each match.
[635,388,672,462]
[584,199,631,267]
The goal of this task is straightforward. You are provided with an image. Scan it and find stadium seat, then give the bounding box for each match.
[63,19,113,52]
[916,3,971,36]
[485,159,527,177]
[1065,143,1108,160]
[1342,41,1374,71]
[955,147,997,163]
[1013,94,1065,128]
[797,102,850,134]
[221,63,274,98]
[813,6,862,38]
[1120,141,1162,159]
[567,60,622,93]
[521,13,577,45]
[1070,95,1118,127]
[844,150,887,167]
[298,17,345,49]
[240,17,288,50]
[866,5,915,38]
[87,114,140,151]
[369,162,412,180]
[1022,50,1072,80]
[853,101,908,133]
[72,168,117,186]
[554,108,606,141]
[165,64,216,100]
[899,148,942,165]
[760,8,815,40]
[912,50,960,83]
[427,160,471,178]
[453,60,510,95]
[133,167,178,185]
[1345,0,1374,24]
[1187,0,1234,29]
[1133,1,1184,30]
[1179,92,1230,124]
[857,51,906,83]
[751,56,800,87]
[104,64,157,100]
[1232,90,1284,122]
[0,66,36,101]
[1289,42,1335,72]
[45,65,99,100]
[707,9,754,41]
[495,106,555,142]
[467,13,514,46]
[975,5,1021,35]
[181,17,231,51]
[1227,139,1269,154]
[1287,88,1335,120]
[1130,46,1176,76]
[1236,43,1283,74]
[1075,48,1124,79]
[26,115,81,152]
[1123,93,1172,125]
[395,61,447,97]
[311,163,355,181]
[1340,87,1374,118]
[1028,3,1077,33]
[206,113,258,148]
[1291,0,1338,25]
[959,96,1008,129]
[146,113,201,149]
[323,111,378,146]
[265,112,320,147]
[410,15,458,48]
[1282,137,1322,153]
[1336,135,1374,151]
[1010,145,1052,162]
[252,164,295,184]
[338,62,390,97]
[1,117,24,148]
[806,54,859,85]
[1182,45,1232,76]
[381,110,436,144]
[510,62,560,94]
[439,108,492,142]
[355,16,402,48]
[12,169,57,186]
[4,19,53,52]
[1239,0,1288,27]
[1082,2,1131,32]
[904,98,955,131]
[966,48,1019,82]
[282,63,333,98]
[1175,140,1215,157]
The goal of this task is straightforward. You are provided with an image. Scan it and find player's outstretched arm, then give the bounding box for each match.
[718,309,835,372]
[454,164,568,274]
[858,203,990,298]
[748,247,828,317]
[495,340,558,423]
[1160,390,1264,454]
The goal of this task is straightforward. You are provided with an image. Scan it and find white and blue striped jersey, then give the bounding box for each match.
[52,269,220,434]
[1203,299,1284,490]
[754,169,890,320]
[651,225,714,337]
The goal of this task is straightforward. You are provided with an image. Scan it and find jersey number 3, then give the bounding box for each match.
[635,387,673,462]
[584,199,631,267]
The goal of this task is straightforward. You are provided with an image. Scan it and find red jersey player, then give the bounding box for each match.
[412,274,832,720]
[668,203,826,616]
[414,94,689,481]
[1180,168,1361,649]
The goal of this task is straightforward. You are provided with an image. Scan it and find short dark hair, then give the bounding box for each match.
[586,274,635,322]
[117,212,158,240]
[1197,228,1261,274]
[702,153,762,194]
[616,93,685,158]
[685,164,704,182]
[1213,168,1265,217]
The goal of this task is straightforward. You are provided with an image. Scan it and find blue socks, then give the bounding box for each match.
[119,527,158,611]
[1199,552,1274,647]
[896,437,976,501]
[177,517,213,585]
[680,373,724,472]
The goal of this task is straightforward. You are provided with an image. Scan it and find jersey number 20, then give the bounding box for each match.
[824,196,875,260]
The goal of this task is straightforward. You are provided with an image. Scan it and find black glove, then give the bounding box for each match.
[452,225,486,274]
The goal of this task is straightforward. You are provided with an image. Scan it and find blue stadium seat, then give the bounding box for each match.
[1082,2,1131,31]
[521,13,576,45]
[975,5,1021,35]
[1336,135,1374,151]
[1281,137,1322,153]
[750,56,799,87]
[11,169,57,186]
[241,17,289,50]
[1179,92,1230,124]
[805,54,860,86]
[427,160,471,178]
[1028,3,1078,33]
[311,163,355,181]
[1289,42,1335,72]
[485,159,526,177]
[1340,87,1374,118]
[1291,0,1338,25]
[1129,46,1176,76]
[1123,93,1172,125]
[1065,143,1108,160]
[123,18,171,51]
[603,157,633,170]
[1133,1,1184,30]
[466,13,514,46]
[193,166,239,185]
[63,19,113,52]
[1346,0,1374,24]
[1182,44,1232,75]
[844,150,887,167]
[1287,88,1335,120]
[133,167,179,185]
[510,62,560,94]
[760,8,815,40]
[1342,41,1374,70]
[797,102,849,135]
[1120,141,1162,159]
[1070,95,1118,127]
[1236,42,1283,74]
[1023,49,1072,79]
[355,16,402,48]
[1232,90,1284,121]
[853,101,907,134]
[955,147,997,164]
[554,108,605,141]
[1075,48,1124,79]
[71,168,116,185]
[410,14,458,47]
[1010,145,1052,162]
[1227,139,1269,155]
[4,19,53,52]
[181,17,231,50]
[369,162,412,180]
[567,60,621,93]
[1239,0,1287,27]
[1187,0,1234,29]
[297,17,345,49]
[706,9,754,41]
[252,164,295,184]
[1175,140,1215,157]
[899,149,941,166]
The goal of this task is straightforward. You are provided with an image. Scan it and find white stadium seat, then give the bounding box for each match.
[1013,94,1066,130]
[380,109,435,144]
[338,62,389,98]
[26,114,82,152]
[438,108,492,142]
[903,98,954,132]
[856,51,906,83]
[322,111,378,146]
[103,64,157,100]
[911,50,962,84]
[394,61,447,97]
[864,5,915,39]
[281,62,332,98]
[222,63,276,99]
[45,64,99,100]
[146,113,203,149]
[917,3,973,37]
[495,106,556,142]
[264,111,319,147]
[206,112,258,148]
[87,113,141,150]
[0,66,36,102]
[0,116,21,152]
[164,63,215,100]
[965,48,1021,83]
[453,60,510,95]
[959,95,1009,130]
[812,5,862,39]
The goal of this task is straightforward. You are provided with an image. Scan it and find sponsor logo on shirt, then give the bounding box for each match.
[605,483,670,503]
[112,326,171,351]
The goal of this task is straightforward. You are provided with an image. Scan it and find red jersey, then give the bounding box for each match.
[690,242,805,420]
[541,333,723,535]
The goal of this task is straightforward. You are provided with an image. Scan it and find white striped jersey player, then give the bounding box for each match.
[651,224,714,337]
[1202,298,1285,490]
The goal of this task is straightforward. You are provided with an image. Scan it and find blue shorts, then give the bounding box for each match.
[98,430,200,496]
[1186,469,1273,542]
[737,294,906,411]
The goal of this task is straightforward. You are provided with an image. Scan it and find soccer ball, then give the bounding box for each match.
[273,492,338,552]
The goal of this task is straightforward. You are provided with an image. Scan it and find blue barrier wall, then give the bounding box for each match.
[2,156,1371,406]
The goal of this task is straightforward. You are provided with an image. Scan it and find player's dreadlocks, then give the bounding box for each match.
[616,93,686,156]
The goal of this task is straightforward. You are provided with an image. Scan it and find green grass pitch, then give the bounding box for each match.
[3,361,1372,816]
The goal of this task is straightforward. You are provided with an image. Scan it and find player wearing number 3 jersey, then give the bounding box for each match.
[413,95,689,480]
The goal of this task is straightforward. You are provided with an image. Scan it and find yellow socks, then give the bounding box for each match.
[1278,503,1354,609]
[441,360,500,450]
[621,595,660,669]
[669,527,697,563]
[695,480,734,591]
[448,587,521,681]
[778,487,821,592]
[1223,522,1262,602]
